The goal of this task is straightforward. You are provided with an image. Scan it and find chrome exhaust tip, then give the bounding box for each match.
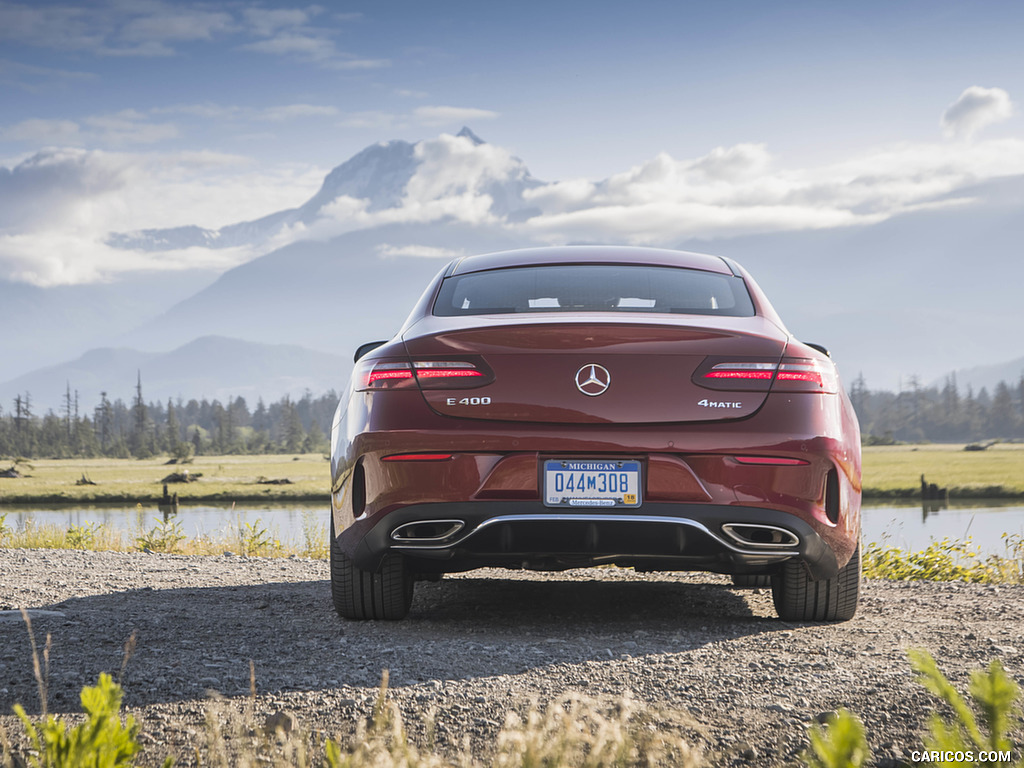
[391,520,464,543]
[721,523,799,549]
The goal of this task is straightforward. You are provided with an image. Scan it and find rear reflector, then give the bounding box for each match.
[382,453,454,462]
[733,456,811,466]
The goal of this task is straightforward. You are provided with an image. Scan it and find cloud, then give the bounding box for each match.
[0,0,371,64]
[942,86,1013,139]
[9,102,1024,286]
[118,9,233,43]
[522,135,1024,243]
[376,244,464,259]
[414,106,499,127]
[240,33,337,61]
[2,118,82,144]
[242,8,318,37]
[3,111,179,147]
[337,111,403,130]
[0,147,325,286]
[0,58,95,92]
[258,104,340,122]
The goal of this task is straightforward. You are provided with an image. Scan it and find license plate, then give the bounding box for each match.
[543,460,642,508]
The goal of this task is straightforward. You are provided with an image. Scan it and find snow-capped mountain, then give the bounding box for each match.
[107,128,542,252]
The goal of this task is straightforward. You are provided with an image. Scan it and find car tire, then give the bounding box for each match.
[330,519,414,620]
[731,574,772,588]
[771,543,860,622]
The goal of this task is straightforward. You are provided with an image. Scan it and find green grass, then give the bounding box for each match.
[6,446,1024,504]
[0,513,325,559]
[863,535,1024,584]
[0,455,330,505]
[863,443,1024,498]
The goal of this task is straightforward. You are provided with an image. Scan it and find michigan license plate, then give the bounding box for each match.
[543,460,642,508]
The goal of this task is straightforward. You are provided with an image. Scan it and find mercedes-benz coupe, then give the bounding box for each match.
[329,246,861,622]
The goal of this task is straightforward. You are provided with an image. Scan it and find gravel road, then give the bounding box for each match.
[1,549,1022,767]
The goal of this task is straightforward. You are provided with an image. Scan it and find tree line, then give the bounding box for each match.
[0,375,337,459]
[3,371,1024,459]
[850,373,1024,444]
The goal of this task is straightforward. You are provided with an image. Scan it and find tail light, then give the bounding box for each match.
[355,360,416,390]
[694,357,837,394]
[774,358,837,393]
[355,358,493,391]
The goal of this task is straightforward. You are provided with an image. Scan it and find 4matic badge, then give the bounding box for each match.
[698,399,743,409]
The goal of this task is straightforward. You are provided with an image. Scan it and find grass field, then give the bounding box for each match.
[3,444,1024,505]
[0,454,331,504]
[862,442,1024,497]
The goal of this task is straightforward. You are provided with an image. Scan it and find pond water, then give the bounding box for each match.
[861,500,1024,555]
[3,500,1024,555]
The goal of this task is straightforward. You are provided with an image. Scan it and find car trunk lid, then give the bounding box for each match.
[402,315,788,424]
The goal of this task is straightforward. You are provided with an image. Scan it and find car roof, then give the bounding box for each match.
[448,246,735,276]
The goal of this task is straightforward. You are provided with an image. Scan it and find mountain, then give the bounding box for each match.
[8,129,1024,409]
[0,336,348,411]
[108,127,542,252]
[939,357,1024,394]
[1,271,217,381]
[114,220,531,365]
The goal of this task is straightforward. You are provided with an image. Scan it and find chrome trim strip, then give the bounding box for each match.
[389,514,800,557]
[720,523,800,549]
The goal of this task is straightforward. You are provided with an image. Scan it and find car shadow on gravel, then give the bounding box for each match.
[2,573,788,714]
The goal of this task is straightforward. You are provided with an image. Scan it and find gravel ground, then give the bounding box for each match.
[1,548,1022,767]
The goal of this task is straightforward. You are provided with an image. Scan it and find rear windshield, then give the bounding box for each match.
[433,264,755,317]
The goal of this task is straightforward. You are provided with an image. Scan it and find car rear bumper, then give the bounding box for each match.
[341,501,841,580]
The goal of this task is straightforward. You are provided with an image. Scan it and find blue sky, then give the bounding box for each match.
[1,0,1023,286]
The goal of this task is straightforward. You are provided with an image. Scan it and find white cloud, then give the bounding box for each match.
[242,8,317,37]
[8,90,1024,286]
[414,106,499,127]
[258,104,340,122]
[0,147,325,286]
[240,33,337,60]
[118,9,233,43]
[522,135,1024,243]
[337,111,403,130]
[376,244,464,259]
[2,118,82,144]
[942,86,1013,139]
[0,58,95,91]
[0,0,370,64]
[3,110,179,147]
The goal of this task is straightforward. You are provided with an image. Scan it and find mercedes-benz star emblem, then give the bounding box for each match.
[575,364,611,396]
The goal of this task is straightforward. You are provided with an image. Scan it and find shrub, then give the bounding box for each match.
[11,673,168,768]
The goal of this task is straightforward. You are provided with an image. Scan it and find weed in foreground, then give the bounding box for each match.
[863,538,1022,583]
[909,649,1022,767]
[12,673,162,768]
[803,710,870,768]
[301,513,328,559]
[809,650,1023,768]
[135,518,186,554]
[238,519,281,557]
[65,522,101,550]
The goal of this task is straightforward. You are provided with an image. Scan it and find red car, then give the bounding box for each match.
[329,246,861,622]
